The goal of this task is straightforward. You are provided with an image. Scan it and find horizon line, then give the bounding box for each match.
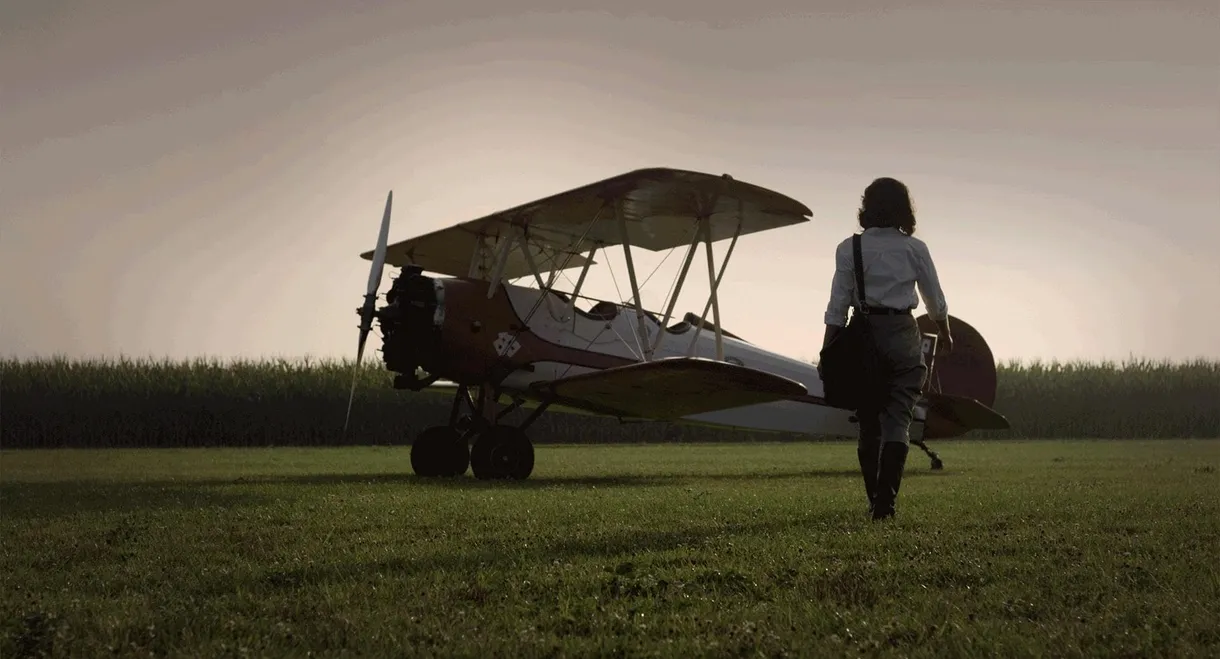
[3,353,1218,367]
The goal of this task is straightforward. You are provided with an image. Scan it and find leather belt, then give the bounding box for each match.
[861,306,912,315]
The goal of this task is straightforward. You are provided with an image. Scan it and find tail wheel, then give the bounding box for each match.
[470,425,535,480]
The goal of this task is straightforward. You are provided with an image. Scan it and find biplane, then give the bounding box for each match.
[344,167,1009,480]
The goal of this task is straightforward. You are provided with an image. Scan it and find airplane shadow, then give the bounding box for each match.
[253,464,953,489]
[216,468,869,490]
[1,467,951,520]
[0,471,843,520]
[208,509,859,598]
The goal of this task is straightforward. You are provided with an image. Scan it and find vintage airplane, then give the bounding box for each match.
[343,167,1009,480]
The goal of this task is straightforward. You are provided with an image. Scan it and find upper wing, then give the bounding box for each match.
[371,229,594,281]
[528,357,808,420]
[362,167,813,277]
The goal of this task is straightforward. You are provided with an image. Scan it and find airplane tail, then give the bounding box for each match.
[915,314,1010,439]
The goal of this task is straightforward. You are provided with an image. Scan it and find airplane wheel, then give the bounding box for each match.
[470,425,535,480]
[411,426,468,477]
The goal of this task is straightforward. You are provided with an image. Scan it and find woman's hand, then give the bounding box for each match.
[933,317,954,354]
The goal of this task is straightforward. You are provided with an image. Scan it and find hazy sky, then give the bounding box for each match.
[3,0,1218,364]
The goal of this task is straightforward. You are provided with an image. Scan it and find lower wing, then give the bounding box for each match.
[528,357,808,420]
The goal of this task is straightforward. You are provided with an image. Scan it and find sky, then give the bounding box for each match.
[2,0,1218,364]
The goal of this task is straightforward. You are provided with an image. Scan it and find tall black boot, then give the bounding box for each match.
[857,442,880,514]
[872,441,909,521]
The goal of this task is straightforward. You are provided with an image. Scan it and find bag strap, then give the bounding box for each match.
[852,233,868,316]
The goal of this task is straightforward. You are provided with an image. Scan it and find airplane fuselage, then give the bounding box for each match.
[494,283,864,438]
[377,271,914,440]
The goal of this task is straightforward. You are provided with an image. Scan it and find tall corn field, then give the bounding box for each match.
[1,356,1217,448]
[986,357,1219,439]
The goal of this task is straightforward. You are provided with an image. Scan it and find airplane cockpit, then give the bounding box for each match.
[545,289,749,339]
[584,301,620,321]
[571,299,691,333]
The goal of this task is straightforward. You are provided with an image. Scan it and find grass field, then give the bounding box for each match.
[3,440,1218,657]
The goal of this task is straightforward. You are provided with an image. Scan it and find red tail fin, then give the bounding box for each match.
[915,314,1008,439]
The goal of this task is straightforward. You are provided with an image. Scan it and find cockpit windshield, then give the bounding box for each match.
[581,300,620,320]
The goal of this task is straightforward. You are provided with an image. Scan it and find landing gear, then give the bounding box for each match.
[471,425,535,480]
[908,415,944,471]
[407,384,545,480]
[911,438,944,471]
[410,426,469,477]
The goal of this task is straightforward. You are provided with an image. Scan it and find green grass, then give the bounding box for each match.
[3,357,1219,447]
[3,440,1218,657]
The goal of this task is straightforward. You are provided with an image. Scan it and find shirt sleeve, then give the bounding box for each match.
[823,239,854,327]
[914,240,949,320]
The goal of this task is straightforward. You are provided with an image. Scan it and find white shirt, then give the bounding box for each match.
[823,227,949,327]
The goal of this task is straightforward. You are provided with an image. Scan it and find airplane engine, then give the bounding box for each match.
[376,265,445,390]
[915,314,1001,440]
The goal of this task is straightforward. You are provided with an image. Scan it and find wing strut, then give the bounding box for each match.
[568,243,600,330]
[517,228,552,292]
[484,232,517,298]
[511,205,607,326]
[616,201,651,360]
[686,205,743,360]
[647,230,701,359]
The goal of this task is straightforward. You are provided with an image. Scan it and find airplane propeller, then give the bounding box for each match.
[343,190,393,438]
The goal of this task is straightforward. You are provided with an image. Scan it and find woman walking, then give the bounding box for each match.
[822,177,953,520]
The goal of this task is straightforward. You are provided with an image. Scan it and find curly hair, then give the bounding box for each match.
[857,177,916,235]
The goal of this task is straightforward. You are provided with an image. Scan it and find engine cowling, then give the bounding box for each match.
[376,266,444,389]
